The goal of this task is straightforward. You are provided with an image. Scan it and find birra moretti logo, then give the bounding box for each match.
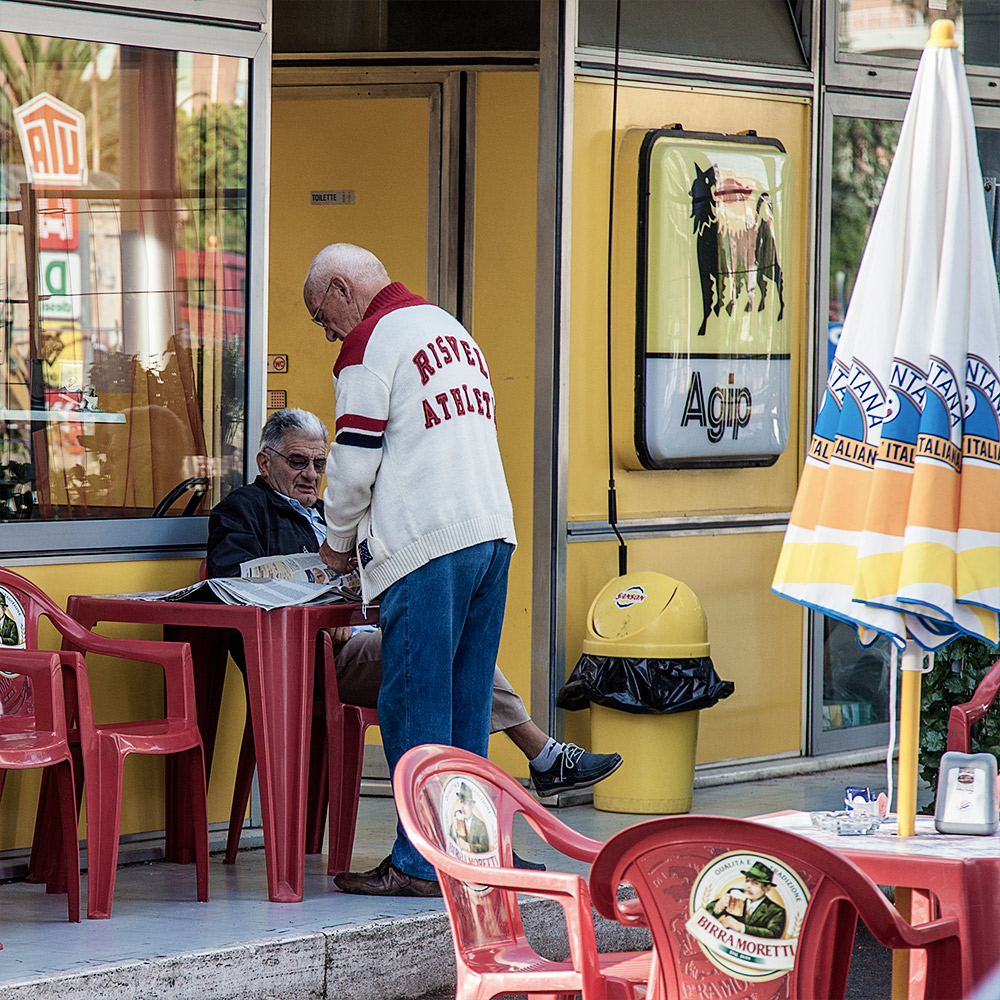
[614,586,646,609]
[13,93,88,187]
[681,371,752,443]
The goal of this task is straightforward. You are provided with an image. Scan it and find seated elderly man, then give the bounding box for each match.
[208,408,622,809]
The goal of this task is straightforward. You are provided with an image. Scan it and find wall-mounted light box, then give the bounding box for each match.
[624,127,792,469]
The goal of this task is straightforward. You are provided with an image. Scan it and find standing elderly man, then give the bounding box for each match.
[305,243,517,896]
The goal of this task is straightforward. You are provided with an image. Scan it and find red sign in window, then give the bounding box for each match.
[37,198,78,251]
[13,92,88,188]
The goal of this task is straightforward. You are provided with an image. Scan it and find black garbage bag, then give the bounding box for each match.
[557,654,734,715]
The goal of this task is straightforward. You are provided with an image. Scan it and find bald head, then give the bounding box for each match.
[303,244,390,342]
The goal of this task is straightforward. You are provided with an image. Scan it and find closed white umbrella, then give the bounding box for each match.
[773,19,1000,835]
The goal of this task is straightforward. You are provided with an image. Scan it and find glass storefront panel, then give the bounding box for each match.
[1,33,248,522]
[838,0,1000,70]
[820,108,1000,738]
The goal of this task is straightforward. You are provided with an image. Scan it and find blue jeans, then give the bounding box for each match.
[378,539,513,880]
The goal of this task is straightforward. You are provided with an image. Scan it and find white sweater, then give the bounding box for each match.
[323,283,516,602]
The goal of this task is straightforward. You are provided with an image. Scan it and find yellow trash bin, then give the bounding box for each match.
[580,572,713,814]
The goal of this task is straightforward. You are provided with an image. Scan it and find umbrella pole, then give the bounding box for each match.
[897,645,924,837]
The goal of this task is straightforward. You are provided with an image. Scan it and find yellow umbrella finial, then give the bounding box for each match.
[927,19,958,48]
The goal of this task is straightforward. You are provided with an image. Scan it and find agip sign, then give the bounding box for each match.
[624,128,792,470]
[13,93,88,187]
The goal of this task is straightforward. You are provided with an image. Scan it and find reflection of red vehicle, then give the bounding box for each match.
[175,250,246,343]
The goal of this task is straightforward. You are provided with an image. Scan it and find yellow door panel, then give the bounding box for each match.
[268,92,434,424]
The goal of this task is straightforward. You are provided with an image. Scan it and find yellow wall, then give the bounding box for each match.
[0,560,247,851]
[566,79,810,761]
[472,72,539,779]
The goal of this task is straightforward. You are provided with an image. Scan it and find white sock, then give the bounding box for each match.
[530,738,564,771]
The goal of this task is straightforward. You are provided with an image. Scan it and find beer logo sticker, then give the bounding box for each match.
[441,776,500,870]
[686,852,809,983]
[0,587,26,653]
[0,587,29,719]
[614,586,646,609]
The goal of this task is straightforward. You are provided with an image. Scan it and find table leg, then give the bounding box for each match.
[240,609,315,902]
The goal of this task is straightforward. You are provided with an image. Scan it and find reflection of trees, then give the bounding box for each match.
[830,117,902,312]
[177,104,249,254]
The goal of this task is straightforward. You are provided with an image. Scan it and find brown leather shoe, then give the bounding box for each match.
[334,856,442,897]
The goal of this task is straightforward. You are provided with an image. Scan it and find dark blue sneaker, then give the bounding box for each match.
[529,743,623,796]
[512,851,546,871]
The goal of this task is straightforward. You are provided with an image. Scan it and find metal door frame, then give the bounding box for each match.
[271,68,467,319]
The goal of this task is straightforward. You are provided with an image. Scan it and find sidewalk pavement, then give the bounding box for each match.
[0,756,923,999]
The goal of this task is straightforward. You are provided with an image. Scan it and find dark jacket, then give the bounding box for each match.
[207,476,323,578]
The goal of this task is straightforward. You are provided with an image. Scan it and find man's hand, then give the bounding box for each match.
[320,539,356,574]
[328,626,353,644]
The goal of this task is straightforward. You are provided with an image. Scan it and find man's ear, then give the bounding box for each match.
[331,275,351,302]
[255,450,269,478]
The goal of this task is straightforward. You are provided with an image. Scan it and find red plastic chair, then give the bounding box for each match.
[946,654,1000,752]
[224,629,378,874]
[0,569,209,919]
[590,814,963,1000]
[394,743,651,1000]
[0,650,81,933]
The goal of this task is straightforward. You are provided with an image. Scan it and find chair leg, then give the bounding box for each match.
[305,712,329,855]
[224,717,256,864]
[326,707,367,876]
[53,759,81,923]
[181,745,210,903]
[85,741,126,919]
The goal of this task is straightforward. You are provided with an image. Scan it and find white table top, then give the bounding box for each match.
[754,810,1000,862]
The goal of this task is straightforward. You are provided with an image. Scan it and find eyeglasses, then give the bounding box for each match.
[309,276,335,327]
[265,446,327,475]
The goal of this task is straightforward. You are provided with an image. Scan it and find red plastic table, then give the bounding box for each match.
[66,593,376,903]
[753,810,1000,999]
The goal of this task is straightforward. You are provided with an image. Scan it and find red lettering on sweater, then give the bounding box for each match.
[436,336,453,364]
[472,346,490,380]
[460,340,476,365]
[413,350,436,385]
[422,399,442,428]
[422,386,498,429]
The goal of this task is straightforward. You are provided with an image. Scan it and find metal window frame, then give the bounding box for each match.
[824,1,1000,104]
[0,0,270,561]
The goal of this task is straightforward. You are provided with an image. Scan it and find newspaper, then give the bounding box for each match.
[134,553,361,609]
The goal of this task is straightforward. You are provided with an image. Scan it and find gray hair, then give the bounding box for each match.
[303,243,389,299]
[258,408,328,453]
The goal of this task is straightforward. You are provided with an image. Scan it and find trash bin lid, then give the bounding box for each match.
[584,571,710,658]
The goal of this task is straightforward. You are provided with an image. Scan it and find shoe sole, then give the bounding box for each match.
[532,756,624,796]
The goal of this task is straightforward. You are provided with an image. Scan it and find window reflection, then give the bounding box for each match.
[0,34,248,521]
[838,0,1000,70]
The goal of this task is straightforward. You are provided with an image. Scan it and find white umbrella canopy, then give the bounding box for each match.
[773,19,1000,834]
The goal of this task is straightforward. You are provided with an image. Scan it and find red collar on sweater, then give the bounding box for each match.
[333,282,428,377]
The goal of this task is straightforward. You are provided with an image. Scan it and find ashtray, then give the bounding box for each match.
[809,810,883,836]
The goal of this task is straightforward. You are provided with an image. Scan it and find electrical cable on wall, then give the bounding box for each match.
[606,0,628,576]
